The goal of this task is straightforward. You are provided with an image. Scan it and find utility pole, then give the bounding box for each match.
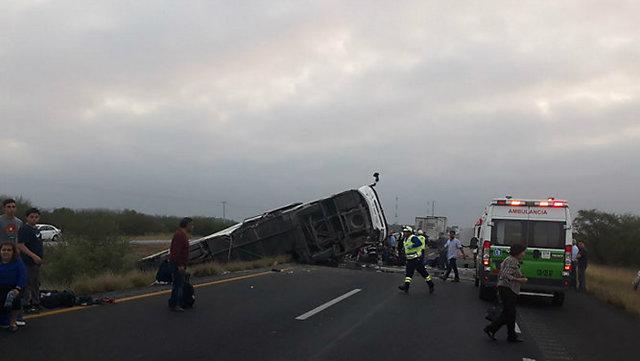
[395,196,399,225]
[431,201,435,217]
[221,201,227,220]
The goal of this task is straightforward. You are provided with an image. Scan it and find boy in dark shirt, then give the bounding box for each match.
[18,208,43,313]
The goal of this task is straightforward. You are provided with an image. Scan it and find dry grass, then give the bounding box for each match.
[128,233,173,241]
[66,255,291,295]
[586,264,640,317]
[131,243,170,258]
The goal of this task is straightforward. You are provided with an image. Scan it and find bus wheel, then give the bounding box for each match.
[479,285,496,301]
[552,292,565,306]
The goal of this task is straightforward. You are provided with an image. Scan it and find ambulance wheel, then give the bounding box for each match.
[552,292,565,306]
[479,285,496,301]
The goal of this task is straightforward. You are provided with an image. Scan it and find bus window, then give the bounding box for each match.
[528,221,565,249]
[491,220,527,246]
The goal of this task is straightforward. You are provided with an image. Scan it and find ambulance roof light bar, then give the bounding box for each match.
[492,198,568,208]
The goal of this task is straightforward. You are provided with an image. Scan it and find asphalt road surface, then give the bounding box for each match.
[2,265,638,361]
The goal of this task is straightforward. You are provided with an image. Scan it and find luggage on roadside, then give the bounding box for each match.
[156,260,173,284]
[40,290,77,309]
[181,273,195,308]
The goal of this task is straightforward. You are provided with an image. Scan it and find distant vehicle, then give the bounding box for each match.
[138,183,388,269]
[37,224,63,242]
[474,198,573,305]
[414,216,447,242]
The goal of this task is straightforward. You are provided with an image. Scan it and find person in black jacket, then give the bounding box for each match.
[18,208,44,313]
[576,242,589,292]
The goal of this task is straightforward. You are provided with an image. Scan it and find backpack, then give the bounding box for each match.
[40,290,77,309]
[181,274,195,308]
[156,260,173,283]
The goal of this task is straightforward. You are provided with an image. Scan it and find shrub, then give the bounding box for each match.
[573,210,640,267]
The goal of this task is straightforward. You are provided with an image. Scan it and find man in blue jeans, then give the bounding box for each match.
[168,217,193,312]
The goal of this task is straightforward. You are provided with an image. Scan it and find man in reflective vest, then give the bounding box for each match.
[399,226,435,294]
[417,229,427,264]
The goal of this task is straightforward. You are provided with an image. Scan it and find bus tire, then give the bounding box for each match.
[552,292,565,306]
[479,285,496,301]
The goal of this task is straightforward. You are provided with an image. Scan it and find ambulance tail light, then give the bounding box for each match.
[564,245,572,272]
[482,240,491,267]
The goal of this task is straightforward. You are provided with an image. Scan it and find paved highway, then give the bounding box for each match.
[1,266,638,361]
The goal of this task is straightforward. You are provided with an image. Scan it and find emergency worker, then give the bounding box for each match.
[416,229,427,259]
[398,227,435,294]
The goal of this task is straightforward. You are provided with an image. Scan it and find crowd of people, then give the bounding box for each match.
[0,199,44,332]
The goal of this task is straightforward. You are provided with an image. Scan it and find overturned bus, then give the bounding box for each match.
[138,184,387,269]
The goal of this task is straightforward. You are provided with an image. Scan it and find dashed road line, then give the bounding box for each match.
[295,289,362,320]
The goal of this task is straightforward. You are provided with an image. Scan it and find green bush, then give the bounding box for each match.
[41,233,136,285]
[573,209,640,267]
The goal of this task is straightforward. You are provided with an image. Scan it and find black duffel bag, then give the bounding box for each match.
[181,273,195,309]
[156,260,173,283]
[40,290,77,309]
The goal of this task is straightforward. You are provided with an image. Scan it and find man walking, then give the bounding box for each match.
[440,230,466,282]
[168,217,193,311]
[576,241,589,292]
[0,199,23,244]
[18,208,44,313]
[398,227,435,294]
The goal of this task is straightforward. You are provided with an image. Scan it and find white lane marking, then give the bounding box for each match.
[295,289,362,320]
[523,358,536,361]
[515,322,521,334]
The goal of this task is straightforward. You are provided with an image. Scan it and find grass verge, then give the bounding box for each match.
[65,255,291,295]
[586,264,640,317]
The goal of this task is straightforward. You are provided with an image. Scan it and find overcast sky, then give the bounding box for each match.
[1,1,639,227]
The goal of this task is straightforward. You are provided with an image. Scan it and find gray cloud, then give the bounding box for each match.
[2,0,639,227]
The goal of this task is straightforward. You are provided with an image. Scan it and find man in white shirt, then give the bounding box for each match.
[440,231,466,282]
[571,243,579,289]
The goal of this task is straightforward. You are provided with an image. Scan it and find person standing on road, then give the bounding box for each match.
[576,241,589,292]
[0,199,23,244]
[18,208,44,313]
[398,227,435,294]
[168,217,193,312]
[570,242,579,289]
[440,230,466,282]
[484,244,528,343]
[416,229,427,265]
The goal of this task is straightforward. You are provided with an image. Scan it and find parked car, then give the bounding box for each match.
[37,224,63,242]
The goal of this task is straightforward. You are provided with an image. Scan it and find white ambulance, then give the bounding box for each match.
[474,197,573,305]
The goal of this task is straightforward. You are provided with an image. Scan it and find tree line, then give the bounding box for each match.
[573,209,640,268]
[3,195,236,240]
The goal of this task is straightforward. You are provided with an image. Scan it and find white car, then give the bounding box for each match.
[37,224,63,242]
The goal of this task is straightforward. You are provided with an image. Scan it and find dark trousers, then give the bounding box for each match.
[443,258,459,280]
[569,261,577,288]
[404,257,434,288]
[26,264,41,307]
[168,264,185,308]
[577,264,587,291]
[487,286,518,339]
